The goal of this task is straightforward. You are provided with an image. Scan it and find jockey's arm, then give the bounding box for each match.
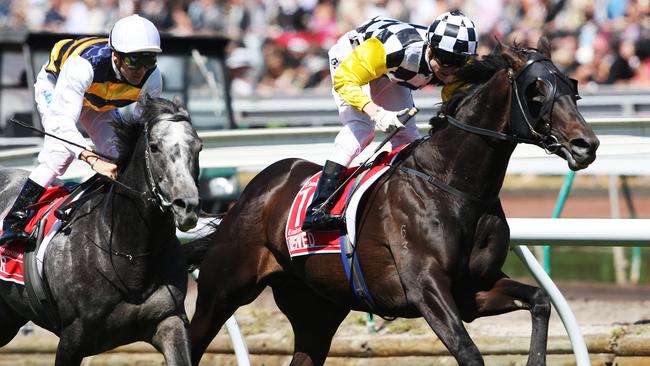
[45,56,93,158]
[45,56,117,179]
[333,38,388,114]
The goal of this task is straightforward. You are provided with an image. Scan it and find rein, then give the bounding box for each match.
[103,113,183,212]
[397,139,498,205]
[440,53,576,154]
[399,51,578,205]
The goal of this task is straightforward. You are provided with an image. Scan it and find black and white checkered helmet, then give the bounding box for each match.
[427,10,478,56]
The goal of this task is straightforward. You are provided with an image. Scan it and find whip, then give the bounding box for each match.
[317,107,419,211]
[10,118,115,162]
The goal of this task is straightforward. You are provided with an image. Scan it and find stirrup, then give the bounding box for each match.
[302,212,346,232]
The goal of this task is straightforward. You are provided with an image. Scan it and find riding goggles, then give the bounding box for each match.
[432,48,469,68]
[119,52,157,70]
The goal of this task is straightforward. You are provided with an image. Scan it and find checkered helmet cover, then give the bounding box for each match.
[427,10,478,56]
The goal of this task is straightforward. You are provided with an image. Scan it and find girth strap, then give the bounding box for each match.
[24,203,61,332]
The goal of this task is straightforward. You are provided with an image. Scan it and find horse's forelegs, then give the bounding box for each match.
[189,284,246,365]
[272,280,349,366]
[190,257,268,365]
[458,275,550,366]
[151,315,192,366]
[54,331,84,366]
[410,271,484,366]
[0,299,27,347]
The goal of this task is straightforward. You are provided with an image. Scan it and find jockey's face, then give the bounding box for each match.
[429,47,466,83]
[112,51,155,85]
[431,59,460,83]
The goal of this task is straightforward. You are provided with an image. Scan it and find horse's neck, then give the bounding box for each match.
[415,81,516,200]
[107,143,173,262]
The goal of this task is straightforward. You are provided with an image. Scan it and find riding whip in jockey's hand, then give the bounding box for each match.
[302,10,479,232]
[0,14,164,247]
[371,107,409,133]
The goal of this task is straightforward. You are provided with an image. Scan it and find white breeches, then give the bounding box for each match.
[327,33,421,167]
[29,72,120,188]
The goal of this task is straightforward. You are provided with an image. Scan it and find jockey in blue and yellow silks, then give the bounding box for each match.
[0,14,163,247]
[44,36,156,112]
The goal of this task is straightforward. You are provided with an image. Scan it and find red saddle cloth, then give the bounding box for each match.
[285,145,407,257]
[0,186,69,285]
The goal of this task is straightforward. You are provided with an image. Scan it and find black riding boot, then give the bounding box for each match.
[302,160,346,231]
[0,178,46,247]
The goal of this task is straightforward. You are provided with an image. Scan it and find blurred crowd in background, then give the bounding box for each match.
[3,0,650,97]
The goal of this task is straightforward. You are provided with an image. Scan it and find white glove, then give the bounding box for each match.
[371,107,409,133]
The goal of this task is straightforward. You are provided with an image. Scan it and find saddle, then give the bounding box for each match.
[0,175,105,331]
[285,144,412,313]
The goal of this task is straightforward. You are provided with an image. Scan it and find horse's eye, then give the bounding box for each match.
[149,142,160,153]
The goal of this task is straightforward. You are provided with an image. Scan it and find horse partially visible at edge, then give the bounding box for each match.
[0,96,202,365]
[186,37,599,366]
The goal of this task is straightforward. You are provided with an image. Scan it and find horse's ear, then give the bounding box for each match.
[141,93,152,106]
[537,35,552,59]
[501,46,526,70]
[493,37,503,54]
[172,95,190,117]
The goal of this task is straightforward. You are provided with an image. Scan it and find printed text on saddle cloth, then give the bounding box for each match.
[285,145,408,257]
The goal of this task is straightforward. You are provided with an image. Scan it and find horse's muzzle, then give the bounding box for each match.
[172,197,200,232]
[563,135,600,170]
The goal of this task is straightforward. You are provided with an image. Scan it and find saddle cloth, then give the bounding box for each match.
[285,145,407,257]
[0,186,72,285]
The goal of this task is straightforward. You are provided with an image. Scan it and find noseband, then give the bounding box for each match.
[142,117,175,212]
[402,50,582,205]
[443,50,580,153]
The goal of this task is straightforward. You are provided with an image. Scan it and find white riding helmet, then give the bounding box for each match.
[109,14,162,54]
[427,10,478,56]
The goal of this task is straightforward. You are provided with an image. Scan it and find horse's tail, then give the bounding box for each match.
[182,213,223,271]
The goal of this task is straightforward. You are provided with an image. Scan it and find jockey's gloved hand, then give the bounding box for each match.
[372,107,409,133]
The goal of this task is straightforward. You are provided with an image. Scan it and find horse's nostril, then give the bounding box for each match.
[570,138,590,150]
[570,138,598,155]
[173,198,200,213]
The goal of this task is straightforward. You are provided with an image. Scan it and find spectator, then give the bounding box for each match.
[4,0,650,92]
[42,0,66,31]
[606,38,636,84]
[138,0,174,30]
[188,0,224,34]
[226,47,255,96]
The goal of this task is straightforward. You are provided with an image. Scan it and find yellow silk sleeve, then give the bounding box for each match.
[333,38,388,111]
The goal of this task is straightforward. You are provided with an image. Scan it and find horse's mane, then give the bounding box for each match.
[438,42,526,118]
[113,96,191,165]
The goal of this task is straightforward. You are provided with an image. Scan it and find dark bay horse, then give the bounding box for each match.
[188,38,599,366]
[0,96,202,365]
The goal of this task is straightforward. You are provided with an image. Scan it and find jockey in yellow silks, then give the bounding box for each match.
[303,10,479,231]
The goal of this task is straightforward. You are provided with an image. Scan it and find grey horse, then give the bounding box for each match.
[0,96,202,365]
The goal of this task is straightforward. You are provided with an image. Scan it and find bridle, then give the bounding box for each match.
[105,113,189,213]
[400,49,581,204]
[443,49,581,154]
[142,116,175,212]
